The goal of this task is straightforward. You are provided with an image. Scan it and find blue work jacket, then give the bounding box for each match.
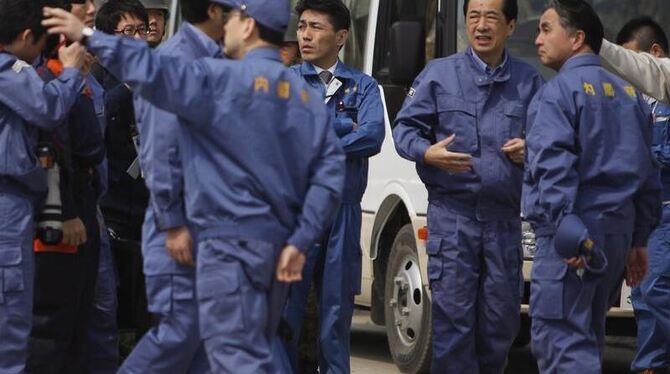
[650,99,670,201]
[393,48,544,221]
[523,54,662,247]
[291,62,384,204]
[135,22,222,231]
[87,31,345,252]
[0,52,83,204]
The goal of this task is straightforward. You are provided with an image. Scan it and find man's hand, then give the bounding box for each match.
[564,256,585,269]
[58,40,87,70]
[81,53,96,75]
[63,218,87,246]
[626,246,648,287]
[424,134,473,173]
[166,226,194,267]
[42,7,86,43]
[502,138,525,164]
[276,245,306,283]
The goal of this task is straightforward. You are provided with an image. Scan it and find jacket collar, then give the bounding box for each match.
[180,22,222,58]
[466,47,511,86]
[298,60,354,80]
[559,53,600,73]
[243,47,282,63]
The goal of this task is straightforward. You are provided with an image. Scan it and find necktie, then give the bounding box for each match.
[319,70,333,85]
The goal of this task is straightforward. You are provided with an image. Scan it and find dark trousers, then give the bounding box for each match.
[27,187,101,374]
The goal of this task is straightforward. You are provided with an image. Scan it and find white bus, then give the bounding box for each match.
[343,0,670,372]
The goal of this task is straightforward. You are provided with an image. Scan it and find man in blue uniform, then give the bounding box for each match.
[43,0,346,372]
[283,1,384,372]
[392,0,542,372]
[525,2,662,372]
[0,1,86,373]
[615,17,670,374]
[118,1,227,373]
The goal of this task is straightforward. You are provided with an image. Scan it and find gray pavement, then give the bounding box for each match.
[350,311,638,374]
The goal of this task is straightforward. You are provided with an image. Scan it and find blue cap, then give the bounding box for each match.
[554,214,608,275]
[212,0,290,33]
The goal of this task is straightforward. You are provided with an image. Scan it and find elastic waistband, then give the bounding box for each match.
[428,195,519,222]
[533,215,634,238]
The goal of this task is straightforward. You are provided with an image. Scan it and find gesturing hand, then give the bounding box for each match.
[424,134,473,173]
[502,138,525,164]
[166,226,194,267]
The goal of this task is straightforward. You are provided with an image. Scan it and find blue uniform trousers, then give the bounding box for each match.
[119,273,208,374]
[119,209,208,374]
[0,193,34,374]
[426,202,522,374]
[197,238,289,374]
[631,205,670,372]
[283,203,362,374]
[530,234,631,374]
[86,210,119,374]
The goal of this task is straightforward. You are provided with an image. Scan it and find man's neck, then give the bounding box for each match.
[310,55,338,70]
[236,40,278,60]
[194,20,219,42]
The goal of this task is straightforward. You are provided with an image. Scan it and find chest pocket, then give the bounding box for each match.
[334,88,360,124]
[436,95,478,153]
[502,102,526,141]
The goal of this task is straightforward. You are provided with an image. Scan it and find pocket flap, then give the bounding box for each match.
[3,267,24,292]
[172,275,195,301]
[198,262,240,298]
[437,95,476,116]
[426,237,442,256]
[504,103,525,118]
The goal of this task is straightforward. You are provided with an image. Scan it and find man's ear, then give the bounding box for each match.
[571,29,586,52]
[19,29,33,45]
[242,16,256,41]
[506,18,516,37]
[335,28,348,48]
[650,43,666,58]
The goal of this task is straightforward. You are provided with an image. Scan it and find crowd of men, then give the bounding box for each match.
[0,0,670,373]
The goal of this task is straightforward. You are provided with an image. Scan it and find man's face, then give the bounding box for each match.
[116,13,148,40]
[147,9,166,45]
[222,10,245,59]
[71,0,96,28]
[465,0,515,62]
[297,9,345,67]
[535,8,575,71]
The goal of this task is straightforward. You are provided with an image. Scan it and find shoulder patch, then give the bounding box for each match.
[12,60,31,74]
[407,88,416,97]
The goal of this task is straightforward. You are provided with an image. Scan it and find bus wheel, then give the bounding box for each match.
[384,223,432,373]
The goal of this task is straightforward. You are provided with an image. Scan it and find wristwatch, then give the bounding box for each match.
[81,26,94,45]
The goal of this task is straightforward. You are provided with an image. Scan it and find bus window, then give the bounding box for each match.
[373,0,439,84]
[456,0,670,79]
[342,0,372,70]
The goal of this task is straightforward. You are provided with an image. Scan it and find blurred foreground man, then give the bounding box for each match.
[43,0,346,372]
[525,1,661,372]
[0,0,86,372]
[283,0,384,373]
[118,1,227,373]
[393,0,542,372]
[616,16,670,374]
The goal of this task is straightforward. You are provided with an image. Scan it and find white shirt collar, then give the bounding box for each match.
[312,61,338,85]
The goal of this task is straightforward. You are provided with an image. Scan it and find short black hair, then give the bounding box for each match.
[181,0,220,24]
[616,16,669,55]
[0,0,47,45]
[546,0,603,54]
[295,0,351,32]
[463,0,517,23]
[95,0,149,35]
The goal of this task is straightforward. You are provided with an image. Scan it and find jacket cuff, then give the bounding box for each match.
[154,205,187,231]
[287,231,311,254]
[413,140,431,164]
[60,68,85,92]
[632,226,654,248]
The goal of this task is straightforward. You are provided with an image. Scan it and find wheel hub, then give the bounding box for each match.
[389,249,424,347]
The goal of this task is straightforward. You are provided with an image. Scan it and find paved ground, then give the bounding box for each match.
[350,311,637,374]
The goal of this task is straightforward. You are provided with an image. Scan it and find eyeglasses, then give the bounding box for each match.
[114,25,149,37]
